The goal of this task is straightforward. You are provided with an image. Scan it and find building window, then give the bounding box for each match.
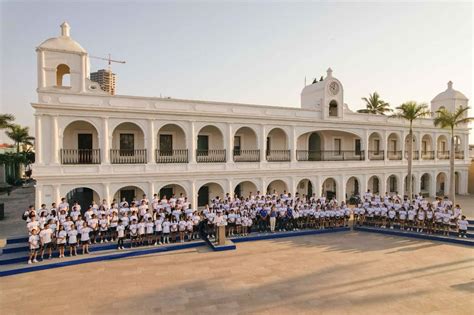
[334,138,341,154]
[159,134,173,154]
[329,100,338,117]
[120,133,134,155]
[56,64,70,87]
[391,140,397,153]
[374,139,380,154]
[422,140,427,153]
[355,139,361,155]
[234,136,241,155]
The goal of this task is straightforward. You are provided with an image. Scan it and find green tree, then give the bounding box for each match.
[0,114,15,129]
[5,125,35,153]
[358,92,391,115]
[434,106,472,203]
[391,102,431,200]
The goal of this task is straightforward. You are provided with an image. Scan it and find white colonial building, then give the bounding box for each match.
[33,23,470,209]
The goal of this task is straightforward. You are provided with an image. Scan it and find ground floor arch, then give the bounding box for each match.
[404,174,416,196]
[158,184,187,200]
[66,187,101,212]
[234,180,258,199]
[455,172,460,194]
[436,172,447,196]
[266,179,289,195]
[322,177,337,200]
[296,178,313,198]
[113,185,146,205]
[345,176,360,199]
[367,175,380,194]
[198,182,225,207]
[420,173,431,196]
[387,175,398,194]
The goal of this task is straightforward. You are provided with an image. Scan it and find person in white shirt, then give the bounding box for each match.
[162,218,171,244]
[146,217,155,245]
[68,224,78,256]
[137,218,146,246]
[458,215,469,238]
[117,220,126,250]
[39,222,53,260]
[28,228,40,264]
[80,222,92,254]
[99,214,109,243]
[56,225,67,258]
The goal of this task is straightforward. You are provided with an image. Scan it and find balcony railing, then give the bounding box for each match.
[404,150,419,160]
[437,151,449,160]
[368,150,384,160]
[296,150,365,161]
[60,149,101,164]
[110,149,147,164]
[455,151,464,159]
[421,151,435,160]
[233,149,260,162]
[266,150,291,162]
[196,149,226,163]
[387,151,402,160]
[155,149,188,163]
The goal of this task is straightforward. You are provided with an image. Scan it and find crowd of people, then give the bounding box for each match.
[22,190,470,264]
[354,190,470,237]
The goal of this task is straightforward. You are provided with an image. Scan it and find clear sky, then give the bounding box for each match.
[0,1,472,143]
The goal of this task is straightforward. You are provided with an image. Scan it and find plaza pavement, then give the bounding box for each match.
[0,231,473,315]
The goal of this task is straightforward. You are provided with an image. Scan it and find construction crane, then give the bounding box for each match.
[89,54,126,71]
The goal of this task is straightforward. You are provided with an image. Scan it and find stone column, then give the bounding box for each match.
[35,115,43,165]
[363,129,369,161]
[429,171,437,197]
[227,124,233,163]
[35,185,43,208]
[338,175,345,203]
[380,174,387,195]
[290,126,297,162]
[52,115,59,164]
[188,122,196,163]
[101,117,110,164]
[147,120,155,164]
[260,125,267,163]
[104,183,111,203]
[313,176,321,198]
[53,184,60,204]
[191,181,198,209]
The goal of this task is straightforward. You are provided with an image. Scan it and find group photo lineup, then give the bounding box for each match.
[0,1,472,315]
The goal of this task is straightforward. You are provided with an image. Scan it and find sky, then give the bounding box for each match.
[0,0,472,143]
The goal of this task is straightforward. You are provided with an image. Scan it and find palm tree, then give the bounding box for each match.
[434,106,472,203]
[0,114,15,130]
[358,92,391,115]
[391,102,431,200]
[5,125,35,153]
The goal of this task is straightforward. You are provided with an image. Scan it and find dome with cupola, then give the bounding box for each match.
[37,22,86,53]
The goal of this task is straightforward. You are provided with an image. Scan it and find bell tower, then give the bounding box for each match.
[36,22,89,93]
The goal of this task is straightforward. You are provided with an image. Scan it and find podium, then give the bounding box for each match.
[217,225,226,245]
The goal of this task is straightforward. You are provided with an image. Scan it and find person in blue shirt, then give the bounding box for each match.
[259,208,268,232]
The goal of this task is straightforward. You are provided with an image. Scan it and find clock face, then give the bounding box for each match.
[329,81,339,95]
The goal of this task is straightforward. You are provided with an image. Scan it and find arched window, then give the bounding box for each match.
[56,64,71,87]
[329,100,338,117]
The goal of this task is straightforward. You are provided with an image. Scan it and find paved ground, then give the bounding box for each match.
[1,232,473,315]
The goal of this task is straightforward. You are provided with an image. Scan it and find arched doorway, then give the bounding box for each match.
[266,128,289,161]
[387,175,398,194]
[436,172,447,196]
[156,124,187,163]
[368,132,383,160]
[420,173,431,196]
[322,178,337,200]
[345,177,360,200]
[197,125,225,163]
[158,184,187,200]
[198,182,224,207]
[62,120,100,164]
[266,180,289,195]
[233,127,259,162]
[114,185,146,205]
[296,179,313,198]
[234,181,258,198]
[387,133,402,160]
[367,175,380,194]
[66,187,100,212]
[111,122,146,164]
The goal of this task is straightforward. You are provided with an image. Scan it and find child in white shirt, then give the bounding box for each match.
[80,222,92,254]
[56,225,67,258]
[28,228,40,264]
[68,224,78,256]
[39,223,53,260]
[146,217,155,245]
[117,220,126,250]
[458,215,469,238]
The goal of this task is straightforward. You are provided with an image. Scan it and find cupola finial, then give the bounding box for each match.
[447,81,453,90]
[326,67,333,78]
[60,21,70,37]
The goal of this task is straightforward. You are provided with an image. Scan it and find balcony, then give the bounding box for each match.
[404,150,419,160]
[296,150,364,161]
[437,151,449,160]
[196,149,226,163]
[110,149,147,164]
[368,150,384,161]
[387,151,402,160]
[60,149,101,164]
[266,150,291,162]
[233,149,260,162]
[455,151,464,159]
[155,149,188,163]
[421,151,435,160]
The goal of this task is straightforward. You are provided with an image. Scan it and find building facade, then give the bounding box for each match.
[33,23,471,209]
[90,69,116,95]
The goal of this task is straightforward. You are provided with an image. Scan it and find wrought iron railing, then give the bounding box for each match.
[155,149,188,163]
[437,151,449,160]
[266,150,291,162]
[420,151,435,160]
[296,150,364,161]
[233,149,260,162]
[387,151,402,160]
[368,150,384,160]
[196,149,226,163]
[60,149,101,164]
[110,149,147,164]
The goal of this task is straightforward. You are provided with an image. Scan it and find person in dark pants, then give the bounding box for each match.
[259,207,268,232]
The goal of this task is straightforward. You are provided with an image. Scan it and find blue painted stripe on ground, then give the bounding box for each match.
[354,226,474,246]
[231,227,350,243]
